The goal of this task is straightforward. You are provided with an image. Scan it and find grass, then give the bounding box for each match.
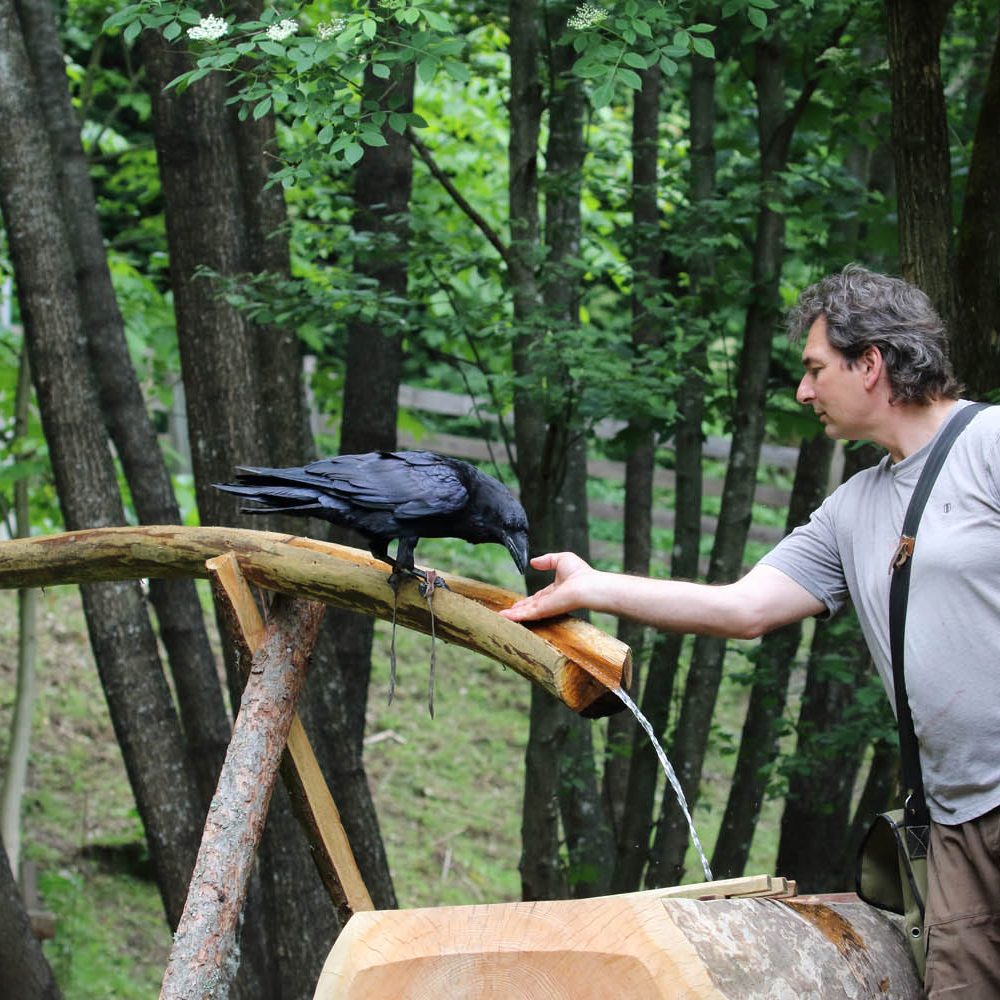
[0,538,791,998]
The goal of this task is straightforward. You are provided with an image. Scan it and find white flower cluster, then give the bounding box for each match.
[187,14,229,40]
[567,3,608,29]
[317,18,346,39]
[266,18,298,40]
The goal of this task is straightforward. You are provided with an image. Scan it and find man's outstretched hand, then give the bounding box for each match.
[499,552,598,623]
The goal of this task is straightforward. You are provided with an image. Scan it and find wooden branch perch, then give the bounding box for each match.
[0,526,631,716]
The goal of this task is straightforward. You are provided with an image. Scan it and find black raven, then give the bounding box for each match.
[214,450,529,579]
[215,451,529,715]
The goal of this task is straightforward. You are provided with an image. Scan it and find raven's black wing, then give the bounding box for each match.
[298,451,471,520]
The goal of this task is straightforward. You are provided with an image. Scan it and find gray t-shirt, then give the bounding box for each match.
[760,401,1000,825]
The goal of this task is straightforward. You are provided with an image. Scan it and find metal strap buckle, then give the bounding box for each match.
[890,535,914,573]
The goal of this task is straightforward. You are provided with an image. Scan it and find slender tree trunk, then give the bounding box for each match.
[710,432,834,879]
[884,0,955,315]
[647,34,794,888]
[539,2,612,899]
[0,345,37,881]
[839,735,899,885]
[0,0,205,927]
[775,443,883,892]
[952,23,1000,395]
[604,63,662,839]
[612,37,716,894]
[311,47,417,913]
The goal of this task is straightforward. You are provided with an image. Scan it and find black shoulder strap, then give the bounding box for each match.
[890,402,989,854]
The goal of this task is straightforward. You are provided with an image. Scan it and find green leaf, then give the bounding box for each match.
[621,51,649,69]
[658,54,679,76]
[591,79,614,109]
[344,142,364,165]
[317,124,334,144]
[417,57,437,82]
[163,20,182,41]
[748,6,768,28]
[362,17,377,39]
[102,5,142,30]
[258,40,288,57]
[252,97,272,120]
[371,60,391,79]
[691,37,715,59]
[618,68,643,91]
[422,9,451,31]
[123,19,142,45]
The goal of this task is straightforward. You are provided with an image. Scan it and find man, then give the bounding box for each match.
[501,264,1000,996]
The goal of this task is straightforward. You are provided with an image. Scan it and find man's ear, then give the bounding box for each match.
[860,344,884,390]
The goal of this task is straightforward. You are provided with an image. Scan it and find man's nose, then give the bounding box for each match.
[796,376,813,405]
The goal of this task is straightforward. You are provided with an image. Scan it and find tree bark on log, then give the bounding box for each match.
[313,893,921,999]
[0,526,631,717]
[159,594,325,1000]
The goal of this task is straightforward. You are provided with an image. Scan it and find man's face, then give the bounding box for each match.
[796,316,869,440]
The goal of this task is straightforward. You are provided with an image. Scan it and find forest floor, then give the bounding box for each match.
[0,549,786,999]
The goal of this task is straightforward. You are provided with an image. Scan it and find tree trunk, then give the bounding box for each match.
[0,832,61,1000]
[508,0,570,903]
[15,0,229,806]
[884,0,955,314]
[840,735,899,886]
[952,23,1000,396]
[612,36,716,893]
[310,41,418,914]
[0,345,37,878]
[142,30,340,993]
[0,0,205,927]
[604,63,662,840]
[775,444,884,893]
[539,3,612,899]
[647,34,794,888]
[711,432,835,879]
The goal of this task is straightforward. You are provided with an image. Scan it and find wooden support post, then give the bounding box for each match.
[206,553,374,922]
[158,588,324,1000]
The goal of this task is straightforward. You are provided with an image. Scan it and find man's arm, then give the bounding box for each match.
[499,553,825,639]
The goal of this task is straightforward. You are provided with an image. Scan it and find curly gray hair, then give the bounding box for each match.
[786,264,962,405]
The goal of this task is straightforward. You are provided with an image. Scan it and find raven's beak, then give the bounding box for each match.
[505,531,530,575]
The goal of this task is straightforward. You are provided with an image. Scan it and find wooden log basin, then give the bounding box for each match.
[313,888,922,999]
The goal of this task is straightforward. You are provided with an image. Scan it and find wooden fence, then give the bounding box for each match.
[167,381,834,563]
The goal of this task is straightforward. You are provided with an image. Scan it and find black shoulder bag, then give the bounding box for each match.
[855,402,988,978]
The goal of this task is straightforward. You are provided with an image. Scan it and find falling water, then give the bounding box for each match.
[613,686,713,883]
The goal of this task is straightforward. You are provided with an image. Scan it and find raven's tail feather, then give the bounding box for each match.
[214,480,335,518]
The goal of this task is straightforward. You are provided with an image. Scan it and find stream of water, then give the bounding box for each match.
[613,686,713,883]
